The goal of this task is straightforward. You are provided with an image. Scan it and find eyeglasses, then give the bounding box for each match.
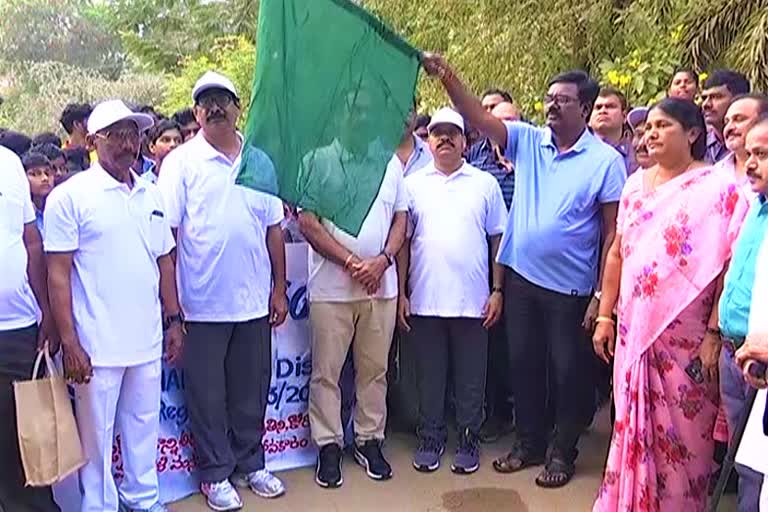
[95,128,140,144]
[197,91,234,109]
[543,94,579,106]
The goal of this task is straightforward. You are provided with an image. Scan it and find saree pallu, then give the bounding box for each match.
[594,166,748,512]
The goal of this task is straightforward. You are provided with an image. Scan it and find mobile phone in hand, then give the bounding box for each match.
[685,357,704,384]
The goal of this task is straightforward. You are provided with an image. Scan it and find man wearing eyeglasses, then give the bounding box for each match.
[157,72,288,511]
[422,55,626,488]
[45,100,182,512]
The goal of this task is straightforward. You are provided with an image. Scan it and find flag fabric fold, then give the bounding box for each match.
[237,0,420,236]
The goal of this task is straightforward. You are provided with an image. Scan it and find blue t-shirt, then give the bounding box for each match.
[720,196,768,341]
[496,122,627,296]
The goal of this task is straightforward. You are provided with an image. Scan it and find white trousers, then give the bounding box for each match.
[75,359,162,512]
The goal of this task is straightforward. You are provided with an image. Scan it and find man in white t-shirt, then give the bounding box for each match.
[157,72,288,511]
[0,145,60,511]
[399,107,507,476]
[298,119,408,489]
[45,100,182,512]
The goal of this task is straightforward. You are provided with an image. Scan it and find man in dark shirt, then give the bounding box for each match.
[701,70,751,164]
[467,101,517,208]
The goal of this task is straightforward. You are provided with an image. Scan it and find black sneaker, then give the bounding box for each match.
[354,440,393,480]
[315,443,343,488]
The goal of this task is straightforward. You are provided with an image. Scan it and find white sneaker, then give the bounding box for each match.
[200,480,243,511]
[232,469,286,499]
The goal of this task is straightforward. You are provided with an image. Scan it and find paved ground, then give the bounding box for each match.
[169,407,738,512]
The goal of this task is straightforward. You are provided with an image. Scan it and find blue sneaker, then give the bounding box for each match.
[451,428,480,474]
[413,437,445,472]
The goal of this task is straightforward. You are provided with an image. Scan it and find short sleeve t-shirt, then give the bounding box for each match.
[0,147,39,330]
[158,133,284,322]
[497,122,627,296]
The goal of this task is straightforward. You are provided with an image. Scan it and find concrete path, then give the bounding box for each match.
[170,408,737,511]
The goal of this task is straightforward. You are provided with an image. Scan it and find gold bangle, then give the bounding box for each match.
[596,316,615,325]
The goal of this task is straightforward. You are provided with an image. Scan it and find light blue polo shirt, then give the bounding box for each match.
[497,122,626,296]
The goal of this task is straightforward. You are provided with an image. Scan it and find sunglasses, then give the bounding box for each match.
[197,91,235,109]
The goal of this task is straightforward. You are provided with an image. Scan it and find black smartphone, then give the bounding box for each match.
[685,357,704,384]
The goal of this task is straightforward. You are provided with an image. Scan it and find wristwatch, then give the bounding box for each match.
[163,312,185,331]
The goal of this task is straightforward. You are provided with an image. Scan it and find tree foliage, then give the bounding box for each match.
[2,0,766,134]
[0,60,165,135]
[363,0,619,116]
[0,0,124,78]
[681,0,768,91]
[106,0,260,73]
[161,36,256,117]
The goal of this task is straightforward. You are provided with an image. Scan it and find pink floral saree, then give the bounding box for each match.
[594,166,748,512]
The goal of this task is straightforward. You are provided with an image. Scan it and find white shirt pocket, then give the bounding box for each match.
[148,211,167,256]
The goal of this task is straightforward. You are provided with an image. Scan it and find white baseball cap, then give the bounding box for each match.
[192,71,239,102]
[427,107,465,133]
[87,99,155,135]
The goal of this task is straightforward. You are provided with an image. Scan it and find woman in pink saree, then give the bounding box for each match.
[592,98,748,512]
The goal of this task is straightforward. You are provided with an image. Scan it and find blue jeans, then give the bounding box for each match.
[720,345,763,512]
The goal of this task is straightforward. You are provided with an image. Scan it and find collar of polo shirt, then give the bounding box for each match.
[540,126,593,154]
[92,162,146,191]
[193,131,244,162]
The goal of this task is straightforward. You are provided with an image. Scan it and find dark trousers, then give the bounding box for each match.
[0,325,60,512]
[486,321,513,422]
[409,316,488,443]
[504,269,595,464]
[183,317,271,483]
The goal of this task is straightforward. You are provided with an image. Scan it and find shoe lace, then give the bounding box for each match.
[362,441,385,463]
[208,480,233,493]
[418,437,442,453]
[320,444,340,464]
[459,429,479,455]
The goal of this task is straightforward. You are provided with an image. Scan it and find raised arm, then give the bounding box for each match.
[421,52,508,150]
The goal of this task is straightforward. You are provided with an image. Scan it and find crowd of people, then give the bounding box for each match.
[1,53,767,512]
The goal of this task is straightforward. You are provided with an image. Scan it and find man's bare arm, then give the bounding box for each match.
[298,211,355,267]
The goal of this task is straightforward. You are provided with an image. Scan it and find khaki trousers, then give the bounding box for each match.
[309,299,397,447]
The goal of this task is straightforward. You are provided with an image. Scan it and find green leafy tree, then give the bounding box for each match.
[161,36,256,117]
[0,0,125,78]
[107,0,260,72]
[0,60,165,135]
[681,0,768,90]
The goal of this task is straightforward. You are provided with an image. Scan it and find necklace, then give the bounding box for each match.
[650,160,695,191]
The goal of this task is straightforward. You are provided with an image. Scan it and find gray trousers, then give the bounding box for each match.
[0,324,60,512]
[720,345,763,512]
[183,317,271,483]
[408,316,488,443]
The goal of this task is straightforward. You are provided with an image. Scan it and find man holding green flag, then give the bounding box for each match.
[236,0,421,491]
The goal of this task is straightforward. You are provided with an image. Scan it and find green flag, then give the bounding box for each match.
[236,0,420,236]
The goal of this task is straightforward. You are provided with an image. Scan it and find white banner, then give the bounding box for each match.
[55,243,316,510]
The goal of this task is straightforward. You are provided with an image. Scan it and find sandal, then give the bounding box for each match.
[535,458,575,488]
[492,444,545,474]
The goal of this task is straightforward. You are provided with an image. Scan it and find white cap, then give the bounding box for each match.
[427,107,465,133]
[192,71,239,102]
[87,99,155,135]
